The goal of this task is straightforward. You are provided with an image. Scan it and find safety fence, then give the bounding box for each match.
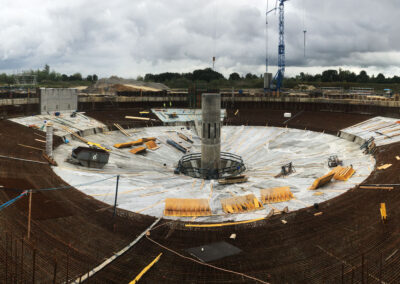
[0,175,124,283]
[0,230,77,283]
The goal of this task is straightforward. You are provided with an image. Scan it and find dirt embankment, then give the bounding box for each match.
[226,109,373,134]
[0,120,155,282]
[86,108,163,129]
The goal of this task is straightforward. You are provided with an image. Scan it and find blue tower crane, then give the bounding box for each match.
[266,0,288,91]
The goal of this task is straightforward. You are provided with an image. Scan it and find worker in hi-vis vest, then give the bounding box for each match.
[163,102,166,108]
[169,101,172,107]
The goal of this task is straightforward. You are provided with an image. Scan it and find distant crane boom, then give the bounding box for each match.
[266,5,277,73]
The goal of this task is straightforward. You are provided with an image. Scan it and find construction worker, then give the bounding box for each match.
[169,101,172,107]
[163,102,166,108]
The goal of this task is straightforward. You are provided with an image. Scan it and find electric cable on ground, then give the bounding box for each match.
[145,235,270,284]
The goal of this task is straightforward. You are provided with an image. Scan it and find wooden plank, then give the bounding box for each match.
[362,121,387,130]
[377,164,392,170]
[359,186,393,190]
[208,183,213,200]
[59,125,89,143]
[34,132,46,138]
[140,190,169,197]
[382,126,400,134]
[18,144,43,151]
[385,132,400,139]
[114,123,131,137]
[368,122,396,132]
[125,116,150,121]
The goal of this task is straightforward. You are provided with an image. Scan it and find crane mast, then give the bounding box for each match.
[265,0,287,91]
[274,0,287,91]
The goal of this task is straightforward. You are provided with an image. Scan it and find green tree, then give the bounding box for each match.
[44,64,50,75]
[376,73,386,83]
[69,73,82,81]
[321,70,339,82]
[192,68,224,82]
[357,70,369,83]
[245,73,257,79]
[229,72,241,81]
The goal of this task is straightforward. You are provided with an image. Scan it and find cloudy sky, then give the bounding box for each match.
[0,0,399,79]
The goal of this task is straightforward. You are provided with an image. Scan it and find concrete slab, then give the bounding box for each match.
[51,125,375,222]
[10,111,105,137]
[341,116,400,146]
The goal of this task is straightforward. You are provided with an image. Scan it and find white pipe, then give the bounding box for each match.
[71,217,161,284]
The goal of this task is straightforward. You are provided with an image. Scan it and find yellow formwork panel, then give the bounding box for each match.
[260,187,294,203]
[164,198,212,217]
[220,194,263,214]
[114,140,143,148]
[145,140,159,150]
[130,146,147,154]
[114,138,156,149]
[332,166,355,181]
[309,172,335,190]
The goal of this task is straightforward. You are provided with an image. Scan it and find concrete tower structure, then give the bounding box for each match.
[201,93,221,177]
[46,123,53,158]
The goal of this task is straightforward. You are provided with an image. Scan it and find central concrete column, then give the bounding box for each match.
[46,122,53,158]
[201,93,221,177]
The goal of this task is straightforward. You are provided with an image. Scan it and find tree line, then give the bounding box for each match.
[144,68,258,83]
[1,65,398,88]
[0,65,98,85]
[297,69,400,84]
[144,68,400,84]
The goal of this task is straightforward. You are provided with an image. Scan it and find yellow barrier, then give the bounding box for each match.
[129,253,162,284]
[380,203,387,221]
[220,194,263,214]
[260,187,294,203]
[185,217,266,228]
[164,198,212,217]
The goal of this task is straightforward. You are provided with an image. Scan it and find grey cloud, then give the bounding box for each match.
[0,0,400,78]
